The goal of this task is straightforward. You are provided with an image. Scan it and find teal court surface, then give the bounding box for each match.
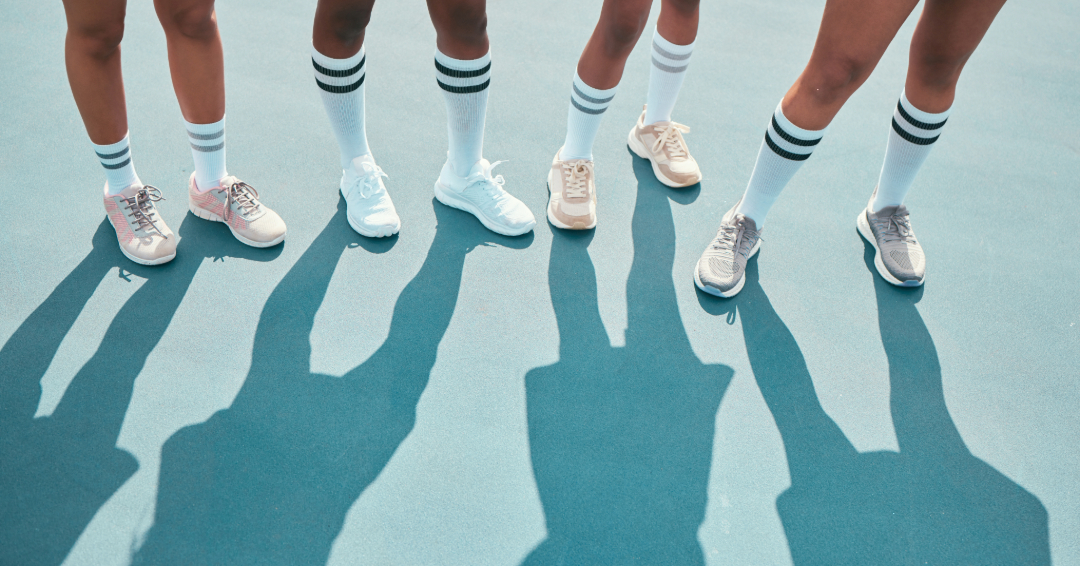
[2,0,1078,564]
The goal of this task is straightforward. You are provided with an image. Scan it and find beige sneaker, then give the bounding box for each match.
[627,106,702,188]
[546,149,597,230]
[103,183,177,266]
[188,174,286,248]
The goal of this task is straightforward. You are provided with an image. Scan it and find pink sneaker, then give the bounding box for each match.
[103,183,177,265]
[188,174,286,248]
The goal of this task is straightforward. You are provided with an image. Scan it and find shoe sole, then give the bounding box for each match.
[545,169,596,230]
[117,243,176,266]
[627,129,702,189]
[433,181,536,237]
[693,239,761,298]
[189,200,286,248]
[856,210,923,287]
[339,188,401,238]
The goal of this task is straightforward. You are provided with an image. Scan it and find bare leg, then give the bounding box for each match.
[154,0,225,124]
[656,0,699,46]
[426,0,489,59]
[576,0,653,89]
[312,0,376,59]
[62,0,129,145]
[905,0,1007,113]
[780,0,919,130]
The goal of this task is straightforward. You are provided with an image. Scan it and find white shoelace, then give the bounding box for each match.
[354,161,389,199]
[466,160,510,211]
[651,122,691,160]
[561,160,593,199]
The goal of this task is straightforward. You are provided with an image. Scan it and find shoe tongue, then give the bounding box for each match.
[871,204,901,218]
[736,214,759,232]
[351,154,377,171]
[116,183,145,199]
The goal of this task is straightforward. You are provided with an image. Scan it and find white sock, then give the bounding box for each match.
[561,72,617,161]
[645,28,693,125]
[872,89,950,212]
[735,102,827,227]
[312,44,370,169]
[185,116,227,190]
[435,49,490,176]
[94,133,141,195]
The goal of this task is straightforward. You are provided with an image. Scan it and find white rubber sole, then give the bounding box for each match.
[433,181,535,237]
[339,188,401,238]
[545,169,596,231]
[856,210,923,287]
[627,129,701,189]
[693,239,761,298]
[189,201,286,248]
[117,243,175,266]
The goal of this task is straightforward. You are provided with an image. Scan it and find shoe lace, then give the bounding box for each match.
[222,180,262,222]
[122,185,168,239]
[709,217,758,260]
[871,212,916,244]
[355,161,389,199]
[561,160,593,199]
[467,160,511,210]
[650,122,691,160]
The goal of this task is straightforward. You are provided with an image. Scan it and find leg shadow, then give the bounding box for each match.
[521,153,732,565]
[0,215,277,565]
[135,197,528,565]
[697,242,1050,565]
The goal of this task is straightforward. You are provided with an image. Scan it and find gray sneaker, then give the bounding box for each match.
[694,203,762,298]
[857,192,925,286]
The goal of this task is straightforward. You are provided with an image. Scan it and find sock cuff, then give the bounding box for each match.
[311,43,366,71]
[773,102,826,141]
[435,49,490,71]
[652,27,695,57]
[185,116,226,138]
[570,72,617,115]
[899,89,950,124]
[93,133,130,159]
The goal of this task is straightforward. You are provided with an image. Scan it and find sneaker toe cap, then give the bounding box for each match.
[248,209,287,243]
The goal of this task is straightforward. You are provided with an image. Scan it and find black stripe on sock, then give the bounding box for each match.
[770,115,820,147]
[896,101,948,131]
[96,146,129,160]
[316,74,365,94]
[312,55,365,78]
[764,131,812,161]
[102,157,131,170]
[437,78,489,94]
[891,118,939,145]
[435,59,490,78]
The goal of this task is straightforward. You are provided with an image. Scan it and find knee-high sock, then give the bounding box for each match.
[435,49,490,176]
[645,28,694,125]
[312,44,370,169]
[871,90,950,212]
[735,102,826,227]
[561,73,617,161]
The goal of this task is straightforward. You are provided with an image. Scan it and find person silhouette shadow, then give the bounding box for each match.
[134,197,531,565]
[0,214,280,566]
[696,241,1050,565]
[521,153,733,565]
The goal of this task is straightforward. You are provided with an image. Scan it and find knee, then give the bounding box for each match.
[909,51,969,92]
[601,9,649,58]
[328,6,372,44]
[663,0,699,17]
[432,1,488,44]
[163,0,217,41]
[69,19,125,59]
[802,54,876,106]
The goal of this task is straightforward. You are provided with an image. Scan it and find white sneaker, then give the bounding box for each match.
[340,155,401,238]
[433,158,536,236]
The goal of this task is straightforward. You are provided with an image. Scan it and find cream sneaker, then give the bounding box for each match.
[546,149,596,230]
[188,174,287,248]
[103,183,176,266]
[627,106,702,188]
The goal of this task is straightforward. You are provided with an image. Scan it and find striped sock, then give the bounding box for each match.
[561,73,617,161]
[872,90,950,212]
[645,28,693,125]
[94,133,141,195]
[435,49,490,176]
[185,117,227,190]
[312,44,370,169]
[735,102,826,227]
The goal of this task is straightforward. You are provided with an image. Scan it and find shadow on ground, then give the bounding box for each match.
[0,215,280,566]
[521,152,732,565]
[133,197,531,565]
[696,241,1050,565]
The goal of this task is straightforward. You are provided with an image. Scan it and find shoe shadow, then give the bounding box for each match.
[133,197,528,565]
[0,215,278,565]
[520,152,732,564]
[694,243,1050,564]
